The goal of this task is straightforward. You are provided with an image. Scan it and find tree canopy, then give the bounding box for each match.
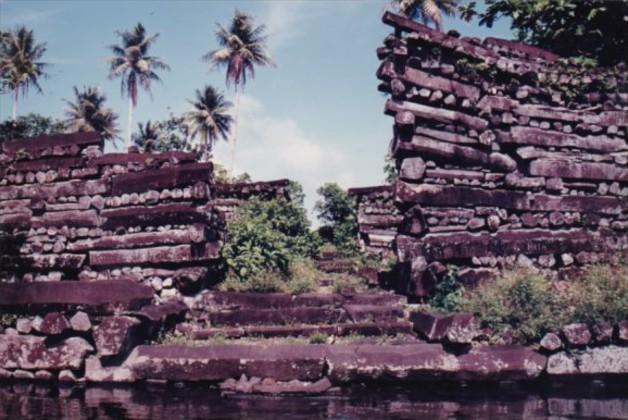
[469,0,628,65]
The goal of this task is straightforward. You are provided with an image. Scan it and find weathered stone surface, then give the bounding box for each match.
[540,333,562,352]
[503,127,627,153]
[396,136,489,166]
[396,181,624,215]
[530,159,628,182]
[387,100,489,131]
[67,226,205,251]
[84,355,135,383]
[0,280,153,314]
[38,312,71,335]
[93,316,142,357]
[111,163,212,195]
[409,312,478,343]
[561,323,592,347]
[208,307,347,326]
[1,131,102,157]
[618,320,628,343]
[100,204,208,229]
[399,157,426,180]
[70,311,92,332]
[127,345,327,382]
[548,346,628,376]
[396,228,611,262]
[89,245,192,267]
[0,335,93,370]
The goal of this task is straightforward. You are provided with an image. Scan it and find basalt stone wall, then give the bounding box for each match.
[348,185,401,257]
[211,179,290,221]
[0,133,290,301]
[377,12,628,297]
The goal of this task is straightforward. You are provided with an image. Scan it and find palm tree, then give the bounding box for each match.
[0,27,48,121]
[133,120,162,152]
[107,23,170,150]
[185,85,233,162]
[393,0,459,31]
[204,10,274,172]
[63,86,119,141]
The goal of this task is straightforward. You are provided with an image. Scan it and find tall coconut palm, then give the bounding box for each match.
[64,86,119,141]
[393,0,459,31]
[0,27,48,121]
[204,10,274,172]
[107,23,170,150]
[185,85,233,162]
[133,120,162,152]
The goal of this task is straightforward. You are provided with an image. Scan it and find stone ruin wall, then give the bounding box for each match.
[348,185,401,257]
[0,133,288,301]
[375,12,628,298]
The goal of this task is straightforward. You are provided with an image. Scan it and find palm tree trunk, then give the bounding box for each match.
[12,88,18,121]
[230,87,241,175]
[127,96,134,151]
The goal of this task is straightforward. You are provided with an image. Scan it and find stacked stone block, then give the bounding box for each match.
[348,185,402,257]
[376,12,628,297]
[0,132,220,300]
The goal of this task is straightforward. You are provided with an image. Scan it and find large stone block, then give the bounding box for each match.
[100,204,208,229]
[395,181,625,215]
[127,344,327,382]
[93,316,142,357]
[0,280,153,314]
[0,335,93,370]
[530,159,628,182]
[89,245,192,267]
[1,132,102,159]
[110,163,212,195]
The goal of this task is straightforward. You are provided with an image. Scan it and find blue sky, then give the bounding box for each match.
[0,0,511,220]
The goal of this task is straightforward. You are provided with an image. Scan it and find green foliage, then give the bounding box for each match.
[221,196,320,281]
[133,115,189,153]
[0,114,65,143]
[428,267,464,313]
[469,0,628,65]
[308,332,329,344]
[0,313,18,329]
[567,263,628,326]
[459,270,568,343]
[314,183,358,254]
[383,154,397,184]
[219,258,321,294]
[213,163,252,184]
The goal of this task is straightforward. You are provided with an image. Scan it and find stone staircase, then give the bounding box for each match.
[177,290,415,340]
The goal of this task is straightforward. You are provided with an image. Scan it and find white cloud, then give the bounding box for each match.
[212,94,351,222]
[262,0,310,50]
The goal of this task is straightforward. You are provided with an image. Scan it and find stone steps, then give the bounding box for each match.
[184,290,411,341]
[180,320,414,340]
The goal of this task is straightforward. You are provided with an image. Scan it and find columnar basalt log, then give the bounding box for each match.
[370,12,628,297]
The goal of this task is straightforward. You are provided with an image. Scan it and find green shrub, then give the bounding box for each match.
[314,183,358,255]
[219,258,320,294]
[568,263,628,325]
[219,270,287,293]
[221,196,320,280]
[308,332,328,344]
[459,269,568,343]
[428,267,464,313]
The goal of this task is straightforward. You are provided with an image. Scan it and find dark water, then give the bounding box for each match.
[1,380,627,419]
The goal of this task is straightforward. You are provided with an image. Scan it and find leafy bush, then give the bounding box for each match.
[314,183,358,254]
[459,270,568,343]
[219,258,320,294]
[429,262,628,344]
[567,263,628,326]
[428,267,464,313]
[221,195,320,280]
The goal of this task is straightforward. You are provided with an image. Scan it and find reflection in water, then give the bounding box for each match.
[1,380,627,419]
